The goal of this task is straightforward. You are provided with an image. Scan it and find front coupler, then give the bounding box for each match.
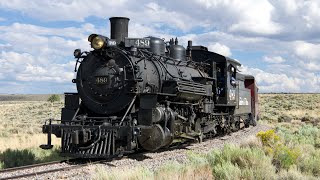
[40,118,56,149]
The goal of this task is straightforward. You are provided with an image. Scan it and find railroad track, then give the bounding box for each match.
[0,125,268,179]
[0,158,108,180]
[0,141,221,180]
[0,144,190,180]
[0,128,248,180]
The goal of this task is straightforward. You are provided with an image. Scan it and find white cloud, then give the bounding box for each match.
[240,66,320,93]
[228,1,282,35]
[0,51,74,83]
[0,22,95,39]
[0,0,319,39]
[263,56,286,63]
[294,41,320,60]
[16,63,74,83]
[0,1,197,31]
[192,0,283,35]
[141,2,195,30]
[269,0,320,40]
[208,43,232,57]
[304,1,320,29]
[0,0,320,93]
[0,0,126,22]
[300,61,320,72]
[0,23,93,64]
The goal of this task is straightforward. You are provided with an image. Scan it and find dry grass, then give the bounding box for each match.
[94,166,154,180]
[0,98,63,169]
[259,94,320,126]
[286,109,320,118]
[0,101,62,151]
[155,161,213,180]
[0,134,60,152]
[93,162,213,180]
[240,135,262,149]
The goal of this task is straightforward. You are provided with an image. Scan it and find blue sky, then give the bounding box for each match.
[0,0,319,93]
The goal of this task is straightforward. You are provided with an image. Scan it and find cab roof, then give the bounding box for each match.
[191,46,242,67]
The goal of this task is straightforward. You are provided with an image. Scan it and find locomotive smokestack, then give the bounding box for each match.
[109,17,130,44]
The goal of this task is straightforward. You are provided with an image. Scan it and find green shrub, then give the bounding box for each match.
[277,125,320,147]
[207,145,276,179]
[278,114,292,123]
[213,161,242,180]
[186,151,208,166]
[256,130,280,148]
[278,166,317,180]
[0,147,63,169]
[0,149,36,168]
[257,130,300,170]
[31,147,63,162]
[156,161,184,174]
[273,145,300,170]
[47,94,61,103]
[0,161,4,169]
[155,154,213,179]
[298,150,320,176]
[97,166,153,180]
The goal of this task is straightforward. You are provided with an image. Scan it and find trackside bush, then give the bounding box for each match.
[299,153,320,176]
[207,145,276,179]
[0,147,63,169]
[0,149,36,168]
[257,130,300,170]
[257,130,280,147]
[47,94,61,103]
[273,145,300,170]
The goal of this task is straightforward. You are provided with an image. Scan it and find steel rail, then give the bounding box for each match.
[0,159,107,180]
[0,160,64,173]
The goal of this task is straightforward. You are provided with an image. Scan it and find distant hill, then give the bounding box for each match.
[0,94,64,101]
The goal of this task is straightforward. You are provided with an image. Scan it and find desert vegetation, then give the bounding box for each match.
[94,94,320,179]
[0,97,63,168]
[94,128,320,179]
[47,94,61,103]
[0,93,319,179]
[259,94,320,126]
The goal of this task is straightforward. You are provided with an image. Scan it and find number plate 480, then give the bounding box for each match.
[95,76,108,85]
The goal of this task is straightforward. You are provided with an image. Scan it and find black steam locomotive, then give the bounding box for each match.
[41,17,259,158]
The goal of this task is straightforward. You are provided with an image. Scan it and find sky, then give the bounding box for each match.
[0,0,319,94]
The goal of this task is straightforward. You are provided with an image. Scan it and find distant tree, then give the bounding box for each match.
[47,94,61,103]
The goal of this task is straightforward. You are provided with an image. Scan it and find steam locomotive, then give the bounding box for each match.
[41,17,259,158]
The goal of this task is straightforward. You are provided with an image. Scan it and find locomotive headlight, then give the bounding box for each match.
[91,36,105,50]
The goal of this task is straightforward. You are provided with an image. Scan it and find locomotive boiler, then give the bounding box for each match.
[41,17,259,158]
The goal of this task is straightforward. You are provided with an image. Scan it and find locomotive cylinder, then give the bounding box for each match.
[109,17,130,44]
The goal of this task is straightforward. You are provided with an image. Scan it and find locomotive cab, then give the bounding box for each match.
[191,47,241,105]
[191,46,257,126]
